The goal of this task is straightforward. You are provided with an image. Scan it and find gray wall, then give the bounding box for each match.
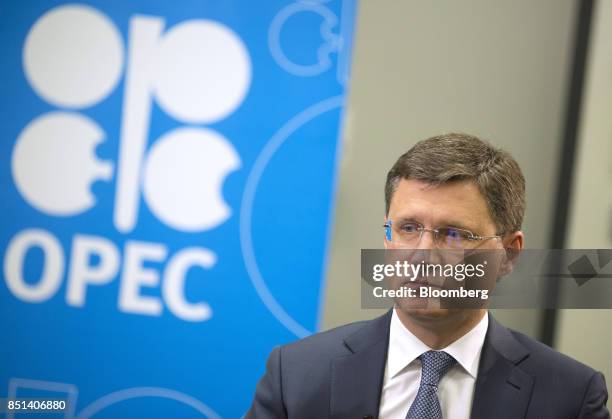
[322,0,577,339]
[557,0,612,382]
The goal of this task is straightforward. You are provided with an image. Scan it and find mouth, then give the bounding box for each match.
[400,279,442,290]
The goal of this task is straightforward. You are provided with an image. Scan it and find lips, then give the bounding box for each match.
[400,278,442,289]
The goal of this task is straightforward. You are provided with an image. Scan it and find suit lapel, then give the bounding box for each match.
[328,311,535,419]
[470,314,534,419]
[330,310,392,419]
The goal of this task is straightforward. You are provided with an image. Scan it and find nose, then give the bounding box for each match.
[415,229,444,267]
[416,229,436,250]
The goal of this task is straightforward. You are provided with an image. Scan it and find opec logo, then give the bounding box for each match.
[4,4,251,322]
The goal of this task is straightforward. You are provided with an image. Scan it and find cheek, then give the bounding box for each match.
[484,240,505,250]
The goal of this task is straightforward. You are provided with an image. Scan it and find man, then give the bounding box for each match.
[246,133,610,419]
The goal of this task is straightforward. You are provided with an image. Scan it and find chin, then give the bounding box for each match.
[404,308,453,320]
[394,298,463,323]
[397,303,484,328]
[395,297,445,315]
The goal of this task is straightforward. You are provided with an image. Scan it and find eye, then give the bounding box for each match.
[401,223,421,233]
[443,227,471,240]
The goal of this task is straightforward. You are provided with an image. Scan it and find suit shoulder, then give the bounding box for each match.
[508,327,599,380]
[280,318,372,357]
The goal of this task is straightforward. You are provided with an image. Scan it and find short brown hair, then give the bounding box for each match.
[385,133,525,235]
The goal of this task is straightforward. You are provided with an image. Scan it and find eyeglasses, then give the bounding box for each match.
[383,220,502,249]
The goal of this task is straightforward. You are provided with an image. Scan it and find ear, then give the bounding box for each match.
[504,230,524,251]
[498,231,524,276]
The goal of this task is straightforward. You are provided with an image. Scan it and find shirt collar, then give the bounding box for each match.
[387,308,489,379]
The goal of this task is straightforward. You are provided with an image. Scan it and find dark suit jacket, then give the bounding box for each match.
[246,310,610,419]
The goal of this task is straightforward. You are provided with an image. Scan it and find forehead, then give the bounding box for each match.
[388,178,494,230]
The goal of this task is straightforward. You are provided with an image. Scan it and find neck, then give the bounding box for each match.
[394,308,486,349]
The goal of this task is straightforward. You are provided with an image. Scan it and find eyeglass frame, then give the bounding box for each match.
[383,219,503,247]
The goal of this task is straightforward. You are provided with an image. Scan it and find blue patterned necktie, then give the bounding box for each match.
[405,350,457,419]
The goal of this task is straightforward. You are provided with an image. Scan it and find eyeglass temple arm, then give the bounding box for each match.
[471,234,503,241]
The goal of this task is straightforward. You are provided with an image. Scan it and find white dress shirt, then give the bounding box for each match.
[378,309,489,419]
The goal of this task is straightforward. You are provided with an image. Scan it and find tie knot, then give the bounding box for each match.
[419,350,456,387]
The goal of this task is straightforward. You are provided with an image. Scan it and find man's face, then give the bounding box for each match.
[385,178,507,321]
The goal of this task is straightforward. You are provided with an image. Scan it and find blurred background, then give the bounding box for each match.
[1,0,610,417]
[327,0,612,385]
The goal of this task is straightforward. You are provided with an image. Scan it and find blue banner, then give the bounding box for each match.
[0,1,357,417]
